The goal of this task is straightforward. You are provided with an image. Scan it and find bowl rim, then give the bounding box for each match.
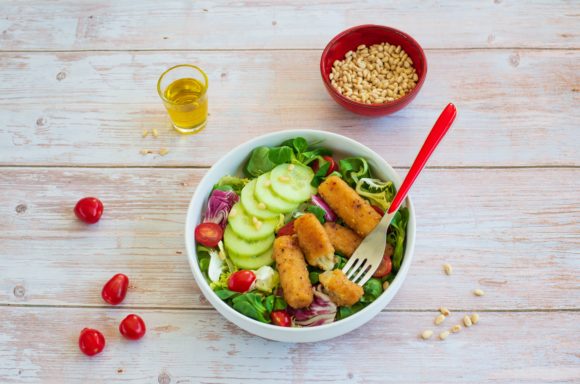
[184,129,416,341]
[320,24,428,110]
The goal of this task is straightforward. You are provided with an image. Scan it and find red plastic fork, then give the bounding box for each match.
[343,103,457,285]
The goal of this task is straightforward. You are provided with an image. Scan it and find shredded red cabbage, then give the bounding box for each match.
[311,195,337,222]
[203,189,239,229]
[288,286,337,327]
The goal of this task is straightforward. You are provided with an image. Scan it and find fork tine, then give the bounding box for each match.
[348,258,368,280]
[356,268,376,286]
[351,263,372,285]
[342,256,361,278]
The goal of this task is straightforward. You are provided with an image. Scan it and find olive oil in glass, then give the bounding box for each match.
[158,65,208,134]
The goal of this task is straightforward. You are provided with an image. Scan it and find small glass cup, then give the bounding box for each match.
[157,64,208,134]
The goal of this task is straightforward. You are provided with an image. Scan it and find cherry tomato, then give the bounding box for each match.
[371,205,385,216]
[74,197,104,224]
[311,156,337,176]
[101,273,129,305]
[373,244,394,278]
[78,328,106,356]
[270,310,291,327]
[227,270,256,292]
[119,314,146,340]
[195,222,223,248]
[276,220,295,237]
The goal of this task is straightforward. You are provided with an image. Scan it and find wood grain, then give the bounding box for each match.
[0,50,578,167]
[0,307,578,383]
[0,0,578,51]
[1,167,578,310]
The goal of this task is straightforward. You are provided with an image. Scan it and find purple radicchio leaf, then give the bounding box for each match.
[287,285,337,327]
[203,189,239,229]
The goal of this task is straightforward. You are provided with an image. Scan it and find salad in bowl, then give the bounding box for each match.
[186,130,415,342]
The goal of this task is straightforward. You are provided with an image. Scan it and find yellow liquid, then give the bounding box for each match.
[163,78,208,133]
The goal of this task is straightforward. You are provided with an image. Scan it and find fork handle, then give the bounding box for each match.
[388,103,457,214]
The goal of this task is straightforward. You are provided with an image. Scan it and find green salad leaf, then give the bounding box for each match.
[355,177,396,211]
[268,146,293,164]
[382,272,396,284]
[213,175,249,193]
[334,255,348,270]
[214,288,239,300]
[363,278,383,299]
[245,146,278,177]
[388,207,409,272]
[338,157,370,187]
[244,137,333,178]
[311,161,331,187]
[232,293,270,323]
[309,271,320,284]
[336,302,365,320]
[281,137,308,155]
[305,205,326,224]
[264,295,287,313]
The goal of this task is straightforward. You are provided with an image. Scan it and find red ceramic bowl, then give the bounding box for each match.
[320,25,427,117]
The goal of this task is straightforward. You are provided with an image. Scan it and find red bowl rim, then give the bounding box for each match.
[320,24,428,110]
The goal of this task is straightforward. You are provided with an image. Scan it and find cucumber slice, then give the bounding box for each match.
[254,173,297,213]
[270,164,314,203]
[223,224,274,257]
[240,179,278,220]
[229,247,274,270]
[228,203,277,241]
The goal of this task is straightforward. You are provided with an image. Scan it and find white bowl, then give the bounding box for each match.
[185,130,415,343]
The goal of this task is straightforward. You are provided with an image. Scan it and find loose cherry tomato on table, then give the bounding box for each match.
[311,156,337,176]
[101,273,129,305]
[195,222,223,248]
[78,328,106,356]
[373,244,394,278]
[371,205,385,216]
[227,270,256,292]
[270,310,291,327]
[74,197,104,224]
[276,220,295,237]
[119,314,146,340]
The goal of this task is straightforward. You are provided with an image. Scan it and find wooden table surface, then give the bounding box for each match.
[1,1,578,383]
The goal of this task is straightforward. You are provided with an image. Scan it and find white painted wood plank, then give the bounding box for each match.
[0,50,578,167]
[1,167,578,310]
[0,0,578,50]
[0,307,578,383]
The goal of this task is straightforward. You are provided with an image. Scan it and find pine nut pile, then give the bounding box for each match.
[330,43,418,104]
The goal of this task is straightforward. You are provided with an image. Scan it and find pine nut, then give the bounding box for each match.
[434,314,446,325]
[443,263,453,275]
[252,217,263,230]
[474,289,485,297]
[451,324,462,333]
[158,148,169,156]
[382,281,390,290]
[142,129,149,138]
[439,307,450,317]
[152,128,159,138]
[439,331,450,340]
[471,313,480,324]
[421,330,433,340]
[463,315,473,327]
